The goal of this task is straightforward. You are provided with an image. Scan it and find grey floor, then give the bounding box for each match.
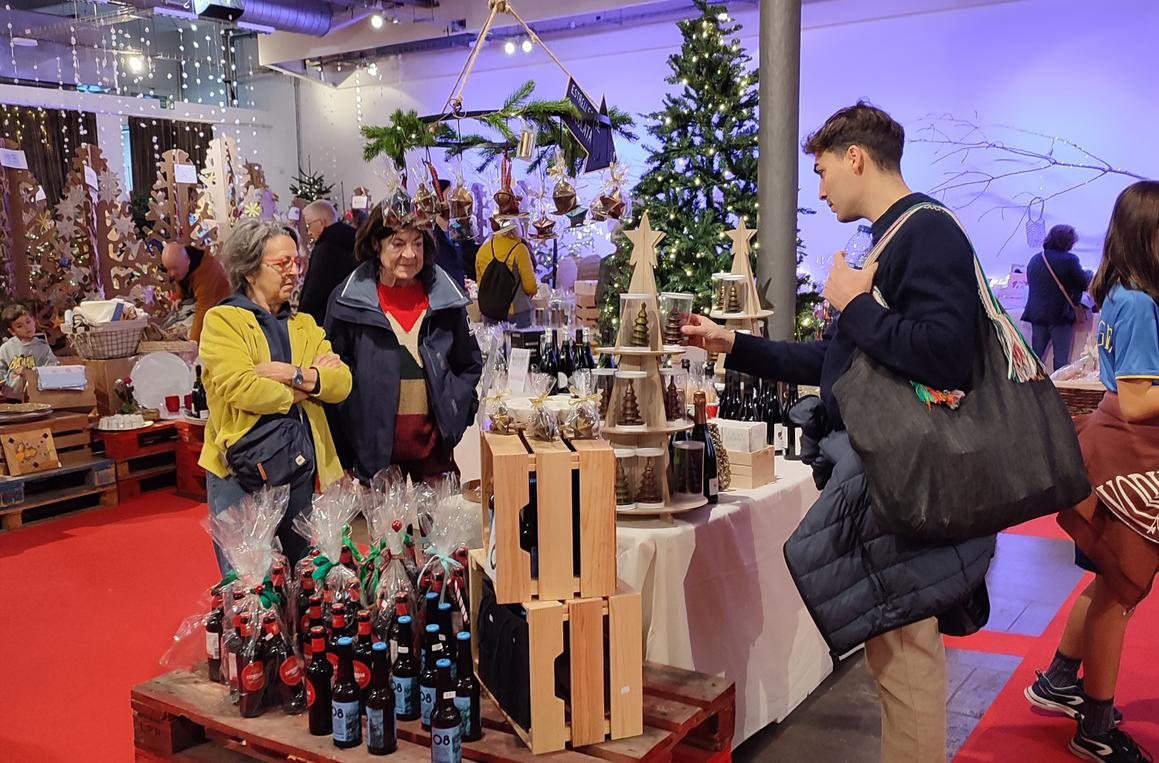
[734,532,1085,762]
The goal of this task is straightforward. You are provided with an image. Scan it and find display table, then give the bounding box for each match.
[615,457,831,745]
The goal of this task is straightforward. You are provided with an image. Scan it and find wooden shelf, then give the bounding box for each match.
[603,421,693,436]
[595,346,686,357]
[616,493,709,518]
[709,310,773,320]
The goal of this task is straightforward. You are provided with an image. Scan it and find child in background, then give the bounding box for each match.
[0,303,58,399]
[1025,180,1159,763]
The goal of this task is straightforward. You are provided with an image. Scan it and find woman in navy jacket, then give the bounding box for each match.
[1021,224,1092,371]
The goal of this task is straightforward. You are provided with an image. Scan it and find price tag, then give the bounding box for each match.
[507,348,531,395]
[288,207,301,221]
[173,163,198,184]
[351,195,368,210]
[84,165,99,189]
[0,148,28,170]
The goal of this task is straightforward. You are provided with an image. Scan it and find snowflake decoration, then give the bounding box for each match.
[35,212,54,233]
[243,201,262,218]
[112,214,138,242]
[98,170,122,205]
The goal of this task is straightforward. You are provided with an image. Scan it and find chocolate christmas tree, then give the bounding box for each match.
[637,460,662,504]
[630,302,650,348]
[615,459,633,505]
[725,281,741,313]
[664,375,682,421]
[663,308,684,346]
[619,380,643,426]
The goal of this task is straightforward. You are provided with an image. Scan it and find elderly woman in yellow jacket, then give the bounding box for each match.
[198,219,352,571]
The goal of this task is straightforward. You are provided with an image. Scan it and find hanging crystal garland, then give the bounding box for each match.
[6,4,18,85]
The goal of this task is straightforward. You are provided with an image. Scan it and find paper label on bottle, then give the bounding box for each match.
[327,652,339,671]
[306,679,316,707]
[205,631,221,660]
[420,683,436,726]
[279,656,303,686]
[393,675,417,716]
[240,661,265,692]
[454,696,472,737]
[708,477,719,498]
[368,706,393,749]
[332,700,361,743]
[228,653,239,689]
[431,726,462,763]
[354,660,370,689]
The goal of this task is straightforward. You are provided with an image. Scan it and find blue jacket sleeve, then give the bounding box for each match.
[723,331,827,386]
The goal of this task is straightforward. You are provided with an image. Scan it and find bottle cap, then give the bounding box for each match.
[310,625,325,636]
[398,615,413,624]
[426,624,440,634]
[372,642,388,652]
[426,592,439,601]
[337,636,353,647]
[457,631,471,642]
[436,658,452,669]
[438,602,452,612]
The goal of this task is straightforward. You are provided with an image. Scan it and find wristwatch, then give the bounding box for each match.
[292,366,304,389]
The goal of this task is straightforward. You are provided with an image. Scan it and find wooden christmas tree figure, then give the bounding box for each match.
[637,460,661,504]
[22,182,71,339]
[710,218,773,370]
[619,379,643,426]
[196,137,247,243]
[0,137,38,299]
[664,374,682,422]
[615,459,633,505]
[241,162,278,220]
[57,147,101,298]
[146,148,204,247]
[630,302,650,348]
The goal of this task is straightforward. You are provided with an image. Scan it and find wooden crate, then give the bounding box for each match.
[725,446,775,490]
[0,457,117,530]
[98,420,179,460]
[132,663,733,762]
[175,419,207,501]
[469,549,643,754]
[0,412,94,476]
[98,421,179,501]
[480,431,616,604]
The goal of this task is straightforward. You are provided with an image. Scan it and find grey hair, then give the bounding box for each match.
[303,199,339,225]
[219,218,292,292]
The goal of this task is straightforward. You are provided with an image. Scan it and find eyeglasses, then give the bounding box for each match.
[262,258,299,275]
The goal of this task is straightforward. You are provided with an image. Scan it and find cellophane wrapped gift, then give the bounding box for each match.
[526,372,558,441]
[416,473,473,638]
[364,466,419,649]
[563,369,601,440]
[292,478,364,627]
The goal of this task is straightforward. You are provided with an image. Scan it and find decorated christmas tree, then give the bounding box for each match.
[289,165,334,202]
[598,0,818,339]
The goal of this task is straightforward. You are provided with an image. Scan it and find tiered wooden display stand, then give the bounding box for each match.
[709,220,771,368]
[597,213,703,519]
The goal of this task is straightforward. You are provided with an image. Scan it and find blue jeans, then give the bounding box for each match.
[1031,322,1075,372]
[207,472,312,575]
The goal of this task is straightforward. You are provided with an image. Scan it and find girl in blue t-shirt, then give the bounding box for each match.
[1025,181,1159,763]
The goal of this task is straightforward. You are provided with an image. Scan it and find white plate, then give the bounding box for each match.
[131,352,193,419]
[96,421,154,432]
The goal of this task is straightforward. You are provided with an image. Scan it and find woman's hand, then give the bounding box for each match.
[681,313,736,354]
[292,389,309,405]
[254,361,298,385]
[312,353,343,369]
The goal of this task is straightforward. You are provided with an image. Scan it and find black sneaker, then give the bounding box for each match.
[1024,672,1123,724]
[1070,725,1153,762]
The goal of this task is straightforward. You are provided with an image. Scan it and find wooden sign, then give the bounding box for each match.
[2,428,60,476]
[561,79,616,174]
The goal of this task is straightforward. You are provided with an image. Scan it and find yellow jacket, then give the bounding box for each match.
[197,305,353,488]
[475,233,537,316]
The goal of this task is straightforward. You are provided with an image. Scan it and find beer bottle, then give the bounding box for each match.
[262,614,305,715]
[237,616,266,718]
[305,626,333,736]
[436,601,456,670]
[339,544,359,574]
[304,595,324,661]
[270,563,288,613]
[392,615,420,721]
[353,610,375,709]
[296,573,317,653]
[204,591,224,683]
[454,631,481,742]
[332,636,362,748]
[224,608,250,704]
[328,604,348,671]
[386,591,410,661]
[423,591,440,639]
[420,624,444,729]
[430,658,462,763]
[366,641,397,755]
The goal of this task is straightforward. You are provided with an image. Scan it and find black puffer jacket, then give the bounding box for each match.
[783,397,995,656]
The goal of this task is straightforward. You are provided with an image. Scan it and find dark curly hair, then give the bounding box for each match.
[353,205,437,282]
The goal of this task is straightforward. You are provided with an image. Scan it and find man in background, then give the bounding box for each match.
[299,200,357,326]
[161,241,231,343]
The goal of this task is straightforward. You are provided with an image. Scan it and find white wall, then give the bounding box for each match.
[295,0,1159,278]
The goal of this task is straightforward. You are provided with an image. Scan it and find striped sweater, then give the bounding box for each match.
[377,281,438,463]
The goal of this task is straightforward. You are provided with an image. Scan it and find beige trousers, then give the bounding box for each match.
[863,616,948,763]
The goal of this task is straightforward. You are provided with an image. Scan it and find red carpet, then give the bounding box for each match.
[0,491,219,762]
[952,514,1159,761]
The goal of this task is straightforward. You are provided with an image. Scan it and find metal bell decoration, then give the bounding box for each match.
[448,183,474,220]
[515,121,538,162]
[552,177,578,216]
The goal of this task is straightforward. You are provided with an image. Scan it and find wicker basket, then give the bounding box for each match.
[63,318,148,360]
[1053,380,1105,418]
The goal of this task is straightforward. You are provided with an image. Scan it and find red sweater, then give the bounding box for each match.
[377,281,438,463]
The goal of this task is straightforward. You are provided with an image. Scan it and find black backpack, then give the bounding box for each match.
[477,238,522,322]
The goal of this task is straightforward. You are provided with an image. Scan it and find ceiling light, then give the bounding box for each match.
[128,55,145,73]
[391,16,399,24]
[367,62,378,77]
[11,37,38,48]
[521,38,533,53]
[370,13,384,29]
[503,40,516,55]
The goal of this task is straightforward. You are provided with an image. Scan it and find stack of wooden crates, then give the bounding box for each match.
[470,430,643,754]
[575,280,600,331]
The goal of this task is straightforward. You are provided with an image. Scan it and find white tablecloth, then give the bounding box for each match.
[615,458,832,745]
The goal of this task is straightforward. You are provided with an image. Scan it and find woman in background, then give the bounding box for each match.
[1022,223,1092,371]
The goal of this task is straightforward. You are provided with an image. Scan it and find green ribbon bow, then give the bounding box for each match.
[255,578,279,609]
[212,569,239,594]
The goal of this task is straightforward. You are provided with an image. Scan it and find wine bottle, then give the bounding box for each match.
[690,391,719,504]
[558,331,574,392]
[191,364,208,419]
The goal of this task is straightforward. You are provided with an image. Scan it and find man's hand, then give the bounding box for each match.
[254,361,298,385]
[823,252,879,312]
[312,353,343,369]
[681,313,736,354]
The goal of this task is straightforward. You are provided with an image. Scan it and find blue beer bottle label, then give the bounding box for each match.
[392,675,417,717]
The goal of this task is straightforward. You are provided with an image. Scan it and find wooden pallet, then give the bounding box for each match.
[0,412,94,476]
[0,457,117,530]
[175,442,207,502]
[132,663,734,763]
[98,420,179,460]
[98,421,179,501]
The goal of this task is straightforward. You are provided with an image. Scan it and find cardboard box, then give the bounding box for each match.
[712,419,767,452]
[80,357,137,416]
[726,446,776,489]
[26,363,98,412]
[575,280,598,299]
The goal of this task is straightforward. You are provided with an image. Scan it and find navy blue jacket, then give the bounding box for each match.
[727,193,979,430]
[1021,249,1090,326]
[324,262,482,482]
